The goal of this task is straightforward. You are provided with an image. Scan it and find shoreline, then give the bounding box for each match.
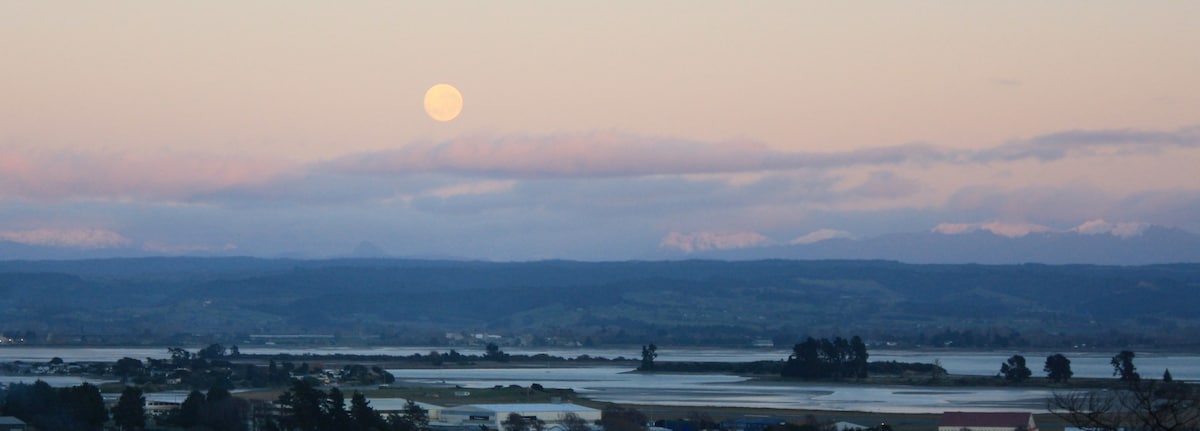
[3,344,1200,354]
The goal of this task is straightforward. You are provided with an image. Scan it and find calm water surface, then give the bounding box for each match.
[1,346,1195,380]
[384,366,1056,413]
[2,346,1194,412]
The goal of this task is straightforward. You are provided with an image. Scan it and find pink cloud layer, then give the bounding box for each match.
[0,149,291,201]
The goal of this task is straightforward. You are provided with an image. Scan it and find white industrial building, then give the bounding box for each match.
[354,398,444,419]
[440,403,600,430]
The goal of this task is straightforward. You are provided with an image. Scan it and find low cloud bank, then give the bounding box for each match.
[933,219,1151,238]
[659,231,768,253]
[0,228,131,249]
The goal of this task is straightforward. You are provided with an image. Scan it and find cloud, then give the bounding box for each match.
[4,125,1198,206]
[1070,219,1149,238]
[847,171,922,198]
[320,131,954,179]
[0,125,1196,260]
[980,221,1052,238]
[425,180,517,199]
[790,229,854,244]
[0,149,291,201]
[320,126,1200,180]
[658,231,768,253]
[932,223,977,235]
[0,228,132,249]
[973,126,1200,163]
[932,221,1052,238]
[933,218,1171,239]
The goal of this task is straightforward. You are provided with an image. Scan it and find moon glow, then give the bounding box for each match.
[424,84,463,122]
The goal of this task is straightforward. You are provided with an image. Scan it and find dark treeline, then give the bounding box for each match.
[1,380,107,431]
[246,344,634,366]
[166,387,250,431]
[782,336,870,380]
[269,379,429,431]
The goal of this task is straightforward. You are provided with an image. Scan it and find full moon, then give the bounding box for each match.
[423,84,463,122]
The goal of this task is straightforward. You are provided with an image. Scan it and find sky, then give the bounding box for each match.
[2,2,1199,260]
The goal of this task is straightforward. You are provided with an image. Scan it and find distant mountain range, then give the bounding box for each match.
[3,225,1198,264]
[0,240,151,261]
[1,257,1198,348]
[685,226,1200,265]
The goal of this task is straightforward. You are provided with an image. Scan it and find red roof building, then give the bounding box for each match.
[938,412,1037,431]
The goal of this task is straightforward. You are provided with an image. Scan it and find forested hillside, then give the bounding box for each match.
[1,258,1197,348]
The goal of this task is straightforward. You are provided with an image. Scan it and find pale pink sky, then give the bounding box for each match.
[1,2,1198,259]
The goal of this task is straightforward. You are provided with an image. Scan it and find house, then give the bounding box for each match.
[0,416,26,431]
[440,403,600,430]
[938,412,1037,431]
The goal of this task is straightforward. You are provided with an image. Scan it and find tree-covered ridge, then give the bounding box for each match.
[1,259,1199,348]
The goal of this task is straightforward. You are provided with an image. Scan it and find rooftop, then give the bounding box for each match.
[460,403,598,413]
[939,412,1033,428]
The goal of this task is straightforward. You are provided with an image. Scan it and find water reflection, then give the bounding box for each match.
[1,346,1194,412]
[0,347,1195,381]
[386,366,1057,413]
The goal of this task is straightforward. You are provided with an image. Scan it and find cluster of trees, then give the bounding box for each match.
[600,404,650,431]
[485,342,511,362]
[258,348,634,367]
[1000,355,1033,382]
[165,386,251,430]
[268,379,428,431]
[4,379,429,431]
[996,350,1151,384]
[1112,350,1140,381]
[638,344,657,371]
[111,386,146,431]
[781,336,869,380]
[1,381,107,431]
[110,345,395,390]
[1044,353,1073,382]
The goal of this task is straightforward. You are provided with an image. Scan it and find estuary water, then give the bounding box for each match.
[1,346,1193,381]
[2,346,1195,412]
[385,366,1055,413]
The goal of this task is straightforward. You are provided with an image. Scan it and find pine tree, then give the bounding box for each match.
[176,390,207,428]
[350,391,385,430]
[1111,350,1140,382]
[112,386,146,431]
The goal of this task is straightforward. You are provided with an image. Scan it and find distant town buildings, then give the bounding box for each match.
[440,403,601,429]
